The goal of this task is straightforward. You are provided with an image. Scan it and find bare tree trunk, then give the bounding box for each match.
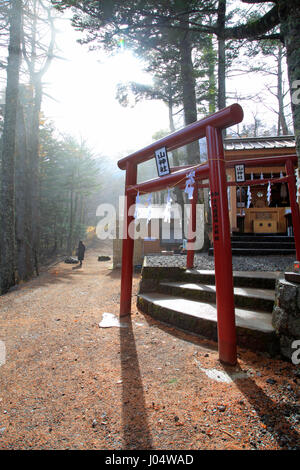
[29,79,42,275]
[15,101,27,280]
[277,43,289,135]
[72,191,79,249]
[52,212,58,254]
[217,0,226,111]
[67,187,74,256]
[179,34,197,127]
[218,38,226,110]
[167,96,185,216]
[21,0,56,275]
[15,93,34,280]
[206,35,217,114]
[167,91,180,166]
[0,0,22,294]
[179,16,200,165]
[278,0,300,161]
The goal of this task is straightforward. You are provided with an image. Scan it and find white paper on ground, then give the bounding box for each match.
[194,358,247,383]
[99,312,129,328]
[0,340,6,367]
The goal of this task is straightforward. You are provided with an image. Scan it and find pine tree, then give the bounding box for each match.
[0,0,22,294]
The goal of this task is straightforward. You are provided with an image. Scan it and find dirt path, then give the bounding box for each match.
[0,242,299,450]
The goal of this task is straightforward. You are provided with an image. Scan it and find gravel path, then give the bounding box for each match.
[0,243,299,451]
[145,253,295,272]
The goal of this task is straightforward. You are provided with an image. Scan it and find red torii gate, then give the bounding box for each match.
[117,104,300,366]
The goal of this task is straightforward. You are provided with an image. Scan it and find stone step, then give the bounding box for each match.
[141,266,281,290]
[231,235,294,243]
[231,241,295,249]
[159,281,275,313]
[209,247,296,256]
[137,292,279,354]
[207,234,296,256]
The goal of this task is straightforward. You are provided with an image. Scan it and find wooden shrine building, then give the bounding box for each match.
[224,135,296,235]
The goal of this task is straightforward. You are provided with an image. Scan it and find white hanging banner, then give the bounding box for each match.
[267,181,271,206]
[163,188,172,223]
[134,191,140,220]
[227,187,231,210]
[260,172,264,186]
[155,147,170,177]
[184,170,195,200]
[247,186,252,208]
[146,193,152,224]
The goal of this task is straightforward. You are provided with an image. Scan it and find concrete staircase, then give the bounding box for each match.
[137,266,282,354]
[208,234,295,256]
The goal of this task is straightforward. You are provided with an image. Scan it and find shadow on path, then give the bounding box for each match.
[222,362,300,449]
[120,316,153,450]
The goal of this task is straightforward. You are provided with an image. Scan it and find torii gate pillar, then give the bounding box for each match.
[206,126,236,365]
[120,161,137,317]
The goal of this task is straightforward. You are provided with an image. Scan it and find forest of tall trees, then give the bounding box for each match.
[0,0,102,294]
[0,0,298,294]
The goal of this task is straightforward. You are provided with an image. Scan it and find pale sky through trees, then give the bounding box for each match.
[42,13,291,162]
[44,17,169,159]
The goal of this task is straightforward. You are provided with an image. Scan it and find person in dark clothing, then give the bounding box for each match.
[77,241,86,267]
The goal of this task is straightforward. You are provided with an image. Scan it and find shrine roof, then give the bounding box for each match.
[224,135,295,151]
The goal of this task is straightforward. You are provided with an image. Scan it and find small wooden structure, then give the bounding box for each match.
[224,135,296,235]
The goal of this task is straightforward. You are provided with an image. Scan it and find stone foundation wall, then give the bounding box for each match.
[272,278,300,362]
[113,218,144,268]
[113,237,144,269]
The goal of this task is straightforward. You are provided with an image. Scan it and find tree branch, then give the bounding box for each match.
[241,1,277,3]
[221,5,280,40]
[257,33,283,41]
[38,1,56,78]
